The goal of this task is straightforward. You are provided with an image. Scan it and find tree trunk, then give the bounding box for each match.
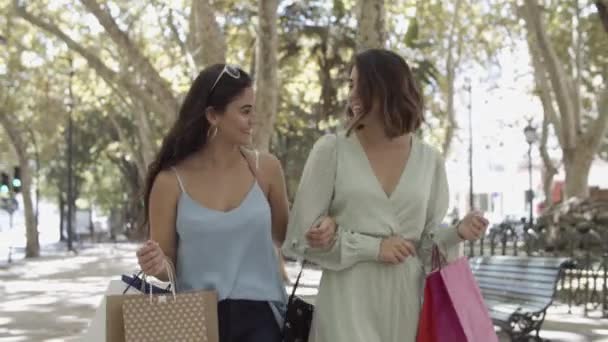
[520,0,608,200]
[0,112,39,257]
[124,162,145,239]
[188,0,226,67]
[249,38,257,78]
[108,114,147,181]
[596,0,608,34]
[252,0,279,152]
[442,0,464,157]
[134,102,157,168]
[108,155,145,239]
[18,155,37,257]
[356,0,385,51]
[564,149,593,198]
[542,167,556,207]
[526,16,560,206]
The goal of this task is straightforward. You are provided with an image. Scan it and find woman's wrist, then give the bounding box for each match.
[455,221,466,241]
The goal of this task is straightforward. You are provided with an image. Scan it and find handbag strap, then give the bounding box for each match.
[287,259,308,304]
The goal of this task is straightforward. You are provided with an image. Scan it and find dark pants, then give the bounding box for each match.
[217,299,282,342]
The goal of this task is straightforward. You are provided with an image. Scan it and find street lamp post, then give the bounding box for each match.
[64,57,75,252]
[465,77,474,211]
[523,120,538,227]
[465,78,475,257]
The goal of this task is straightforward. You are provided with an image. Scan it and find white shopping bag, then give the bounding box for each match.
[81,279,141,342]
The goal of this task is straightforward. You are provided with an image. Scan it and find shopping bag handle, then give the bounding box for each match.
[431,244,447,271]
[139,258,178,303]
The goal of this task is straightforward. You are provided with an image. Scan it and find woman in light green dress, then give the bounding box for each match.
[282,49,488,342]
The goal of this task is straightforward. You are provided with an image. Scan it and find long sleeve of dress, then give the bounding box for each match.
[281,135,382,271]
[418,153,463,274]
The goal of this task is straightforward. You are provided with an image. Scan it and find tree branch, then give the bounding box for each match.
[539,111,559,206]
[588,87,608,151]
[166,8,197,76]
[0,110,28,159]
[539,112,559,174]
[528,36,564,147]
[13,2,175,124]
[79,0,178,116]
[523,0,577,148]
[107,113,146,181]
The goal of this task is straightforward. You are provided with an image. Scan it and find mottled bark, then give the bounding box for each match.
[0,110,38,257]
[521,0,608,198]
[253,0,279,152]
[187,0,226,67]
[442,0,464,158]
[356,0,385,51]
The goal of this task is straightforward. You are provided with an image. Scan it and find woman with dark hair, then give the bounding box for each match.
[135,64,288,342]
[282,49,488,341]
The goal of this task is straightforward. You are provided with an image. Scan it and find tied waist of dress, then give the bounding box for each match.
[288,227,431,254]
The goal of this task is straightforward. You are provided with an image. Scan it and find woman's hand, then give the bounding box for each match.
[306,216,337,249]
[379,236,417,264]
[456,211,489,241]
[136,240,167,276]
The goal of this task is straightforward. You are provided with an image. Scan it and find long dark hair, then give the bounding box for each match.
[346,49,424,137]
[142,64,252,230]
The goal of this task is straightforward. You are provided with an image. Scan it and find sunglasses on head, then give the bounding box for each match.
[209,64,241,94]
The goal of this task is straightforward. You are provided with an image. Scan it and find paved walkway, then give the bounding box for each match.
[0,243,138,341]
[1,243,608,341]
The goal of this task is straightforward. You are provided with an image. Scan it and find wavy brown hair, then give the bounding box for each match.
[346,49,424,137]
[142,64,252,231]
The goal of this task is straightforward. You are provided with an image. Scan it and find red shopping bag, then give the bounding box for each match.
[417,248,498,342]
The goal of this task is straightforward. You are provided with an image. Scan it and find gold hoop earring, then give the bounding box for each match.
[207,125,218,140]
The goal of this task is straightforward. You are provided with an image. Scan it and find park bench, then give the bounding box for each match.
[469,255,574,341]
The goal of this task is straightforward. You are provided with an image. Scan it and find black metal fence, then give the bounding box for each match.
[467,220,608,317]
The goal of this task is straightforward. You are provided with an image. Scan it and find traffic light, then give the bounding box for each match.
[12,166,21,193]
[0,172,9,195]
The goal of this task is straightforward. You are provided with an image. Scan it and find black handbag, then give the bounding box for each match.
[121,270,172,294]
[283,261,314,342]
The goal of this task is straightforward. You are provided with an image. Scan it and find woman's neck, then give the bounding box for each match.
[194,138,243,169]
[354,115,410,148]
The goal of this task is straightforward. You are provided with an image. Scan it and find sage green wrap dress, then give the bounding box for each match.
[282,133,462,342]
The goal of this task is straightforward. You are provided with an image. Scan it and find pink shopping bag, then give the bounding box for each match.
[417,247,498,342]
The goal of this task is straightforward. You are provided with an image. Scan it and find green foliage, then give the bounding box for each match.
[4,0,604,214]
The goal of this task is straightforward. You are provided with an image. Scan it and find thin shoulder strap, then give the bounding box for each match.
[239,147,259,180]
[170,167,186,193]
